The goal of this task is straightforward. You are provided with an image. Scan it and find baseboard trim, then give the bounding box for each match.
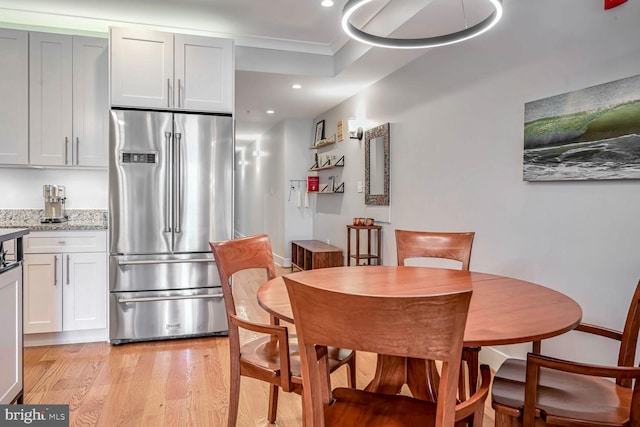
[25,329,109,347]
[273,253,291,268]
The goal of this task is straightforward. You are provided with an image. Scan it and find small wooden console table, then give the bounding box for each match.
[347,225,382,266]
[291,240,343,271]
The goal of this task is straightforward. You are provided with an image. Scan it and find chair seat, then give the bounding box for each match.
[324,387,437,426]
[241,335,353,377]
[492,358,632,426]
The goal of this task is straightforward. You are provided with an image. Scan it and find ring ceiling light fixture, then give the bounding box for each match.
[341,0,503,49]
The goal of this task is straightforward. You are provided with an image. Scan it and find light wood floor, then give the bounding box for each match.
[24,267,496,426]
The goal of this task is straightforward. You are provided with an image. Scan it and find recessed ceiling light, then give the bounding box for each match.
[291,84,302,89]
[321,0,334,7]
[266,110,275,114]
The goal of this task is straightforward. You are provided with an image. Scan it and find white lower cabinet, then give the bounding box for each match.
[0,265,22,403]
[23,231,107,334]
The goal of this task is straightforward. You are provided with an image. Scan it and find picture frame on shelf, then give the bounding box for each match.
[314,120,325,146]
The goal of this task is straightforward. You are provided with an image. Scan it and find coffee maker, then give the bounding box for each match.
[41,185,68,223]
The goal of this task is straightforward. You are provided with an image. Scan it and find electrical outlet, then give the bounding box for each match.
[357,180,364,193]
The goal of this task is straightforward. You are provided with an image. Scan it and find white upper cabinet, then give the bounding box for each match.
[72,36,108,167]
[110,28,174,109]
[0,29,28,165]
[29,32,108,167]
[29,32,73,166]
[174,34,233,112]
[110,28,233,113]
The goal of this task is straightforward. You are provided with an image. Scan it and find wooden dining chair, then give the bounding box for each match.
[492,278,640,427]
[395,229,475,270]
[209,235,356,427]
[395,229,478,400]
[283,275,491,427]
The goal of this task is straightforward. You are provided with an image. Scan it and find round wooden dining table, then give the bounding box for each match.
[257,266,583,401]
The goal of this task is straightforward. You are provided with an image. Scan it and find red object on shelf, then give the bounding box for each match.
[307,176,319,192]
[604,0,627,9]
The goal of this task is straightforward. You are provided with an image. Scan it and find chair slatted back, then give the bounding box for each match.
[210,234,276,318]
[396,230,475,270]
[284,275,472,427]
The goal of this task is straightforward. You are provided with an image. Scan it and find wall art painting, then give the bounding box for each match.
[523,74,640,181]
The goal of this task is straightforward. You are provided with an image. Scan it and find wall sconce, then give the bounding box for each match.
[348,119,363,140]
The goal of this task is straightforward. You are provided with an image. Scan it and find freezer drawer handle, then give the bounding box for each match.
[117,258,215,266]
[118,294,223,303]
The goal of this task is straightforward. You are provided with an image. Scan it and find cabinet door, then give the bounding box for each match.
[110,27,174,109]
[24,254,63,333]
[0,266,22,404]
[63,252,107,331]
[29,32,73,166]
[0,29,28,165]
[72,36,108,167]
[174,34,233,113]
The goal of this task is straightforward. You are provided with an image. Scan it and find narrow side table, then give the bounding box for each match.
[346,225,382,266]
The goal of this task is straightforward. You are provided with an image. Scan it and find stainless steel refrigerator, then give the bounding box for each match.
[108,109,232,344]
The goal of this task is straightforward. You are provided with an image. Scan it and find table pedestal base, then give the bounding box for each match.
[365,355,441,403]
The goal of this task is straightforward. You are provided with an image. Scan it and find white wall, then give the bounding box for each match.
[311,0,640,364]
[235,119,313,264]
[282,119,315,255]
[0,168,108,208]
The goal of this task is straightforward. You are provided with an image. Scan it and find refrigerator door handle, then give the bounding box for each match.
[117,294,223,303]
[174,133,182,233]
[117,258,214,266]
[164,132,173,233]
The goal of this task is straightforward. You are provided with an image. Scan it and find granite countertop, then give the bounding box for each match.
[0,209,108,231]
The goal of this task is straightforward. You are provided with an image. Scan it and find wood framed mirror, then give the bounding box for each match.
[365,123,390,206]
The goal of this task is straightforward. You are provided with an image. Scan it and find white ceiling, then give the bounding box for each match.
[0,0,499,144]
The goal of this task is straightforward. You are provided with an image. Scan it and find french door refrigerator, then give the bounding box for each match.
[109,109,232,344]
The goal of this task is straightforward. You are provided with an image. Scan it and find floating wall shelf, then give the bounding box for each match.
[310,139,336,149]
